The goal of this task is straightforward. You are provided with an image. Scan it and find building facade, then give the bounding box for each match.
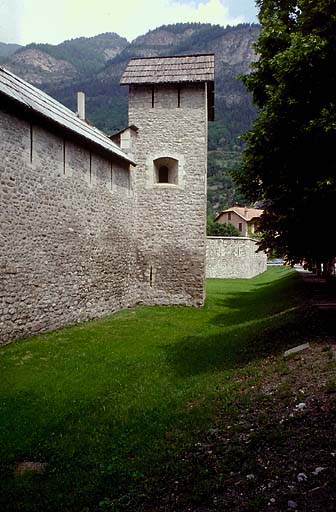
[0,55,214,344]
[120,55,214,307]
[215,207,264,237]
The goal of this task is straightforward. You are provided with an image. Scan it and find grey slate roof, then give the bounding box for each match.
[0,67,135,165]
[120,54,214,85]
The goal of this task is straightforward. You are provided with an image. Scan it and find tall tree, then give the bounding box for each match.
[234,0,336,267]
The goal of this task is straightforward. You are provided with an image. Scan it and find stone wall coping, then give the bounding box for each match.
[207,236,259,242]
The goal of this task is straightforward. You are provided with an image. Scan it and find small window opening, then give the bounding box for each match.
[239,223,243,232]
[110,162,113,190]
[151,85,155,108]
[127,171,131,194]
[30,124,33,163]
[63,138,66,174]
[177,87,181,108]
[153,157,179,185]
[89,152,92,184]
[228,212,232,221]
[149,266,153,287]
[158,165,169,183]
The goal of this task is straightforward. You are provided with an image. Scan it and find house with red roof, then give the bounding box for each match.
[215,207,264,237]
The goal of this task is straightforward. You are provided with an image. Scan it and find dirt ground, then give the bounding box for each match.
[144,342,336,512]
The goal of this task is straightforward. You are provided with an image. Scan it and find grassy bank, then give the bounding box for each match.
[0,268,314,511]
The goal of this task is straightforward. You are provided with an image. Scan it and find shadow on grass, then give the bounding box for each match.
[164,271,315,377]
[207,270,304,327]
[0,269,322,512]
[163,308,316,378]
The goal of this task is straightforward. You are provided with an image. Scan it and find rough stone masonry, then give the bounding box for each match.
[206,237,267,279]
[0,55,214,343]
[0,108,137,343]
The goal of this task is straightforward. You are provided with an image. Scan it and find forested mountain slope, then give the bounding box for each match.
[0,42,22,62]
[2,24,260,213]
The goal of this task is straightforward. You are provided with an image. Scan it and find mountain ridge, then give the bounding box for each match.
[0,42,22,62]
[1,23,260,213]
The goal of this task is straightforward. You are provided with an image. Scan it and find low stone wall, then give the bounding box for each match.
[206,237,267,279]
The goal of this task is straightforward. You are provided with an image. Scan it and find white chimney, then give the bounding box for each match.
[77,92,85,120]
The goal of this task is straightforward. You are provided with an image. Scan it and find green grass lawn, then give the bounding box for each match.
[0,268,313,511]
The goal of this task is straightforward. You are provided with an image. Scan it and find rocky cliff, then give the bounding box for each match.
[4,32,129,81]
[6,48,78,84]
[1,23,260,213]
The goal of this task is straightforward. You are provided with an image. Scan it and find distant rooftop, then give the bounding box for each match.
[216,207,264,222]
[0,67,135,166]
[120,54,215,85]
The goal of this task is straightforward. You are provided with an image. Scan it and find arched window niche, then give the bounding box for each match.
[153,157,179,185]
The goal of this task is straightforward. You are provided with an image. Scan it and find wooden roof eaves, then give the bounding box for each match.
[126,53,215,62]
[109,124,139,139]
[120,53,215,85]
[121,77,215,86]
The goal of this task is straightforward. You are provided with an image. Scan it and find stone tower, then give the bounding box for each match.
[121,54,215,306]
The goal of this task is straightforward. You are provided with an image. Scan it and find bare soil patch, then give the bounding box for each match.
[143,342,336,511]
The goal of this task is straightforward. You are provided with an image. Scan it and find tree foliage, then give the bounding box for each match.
[207,217,241,237]
[234,0,336,263]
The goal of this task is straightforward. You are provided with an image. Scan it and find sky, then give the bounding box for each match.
[0,0,258,46]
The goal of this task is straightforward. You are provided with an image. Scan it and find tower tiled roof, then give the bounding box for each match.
[120,54,214,85]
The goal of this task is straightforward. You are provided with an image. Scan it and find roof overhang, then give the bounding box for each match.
[110,124,139,139]
[120,54,215,85]
[120,54,215,121]
[0,67,136,167]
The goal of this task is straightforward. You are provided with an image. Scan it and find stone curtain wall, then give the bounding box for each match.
[0,80,210,343]
[129,83,208,307]
[0,108,138,344]
[206,237,267,279]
